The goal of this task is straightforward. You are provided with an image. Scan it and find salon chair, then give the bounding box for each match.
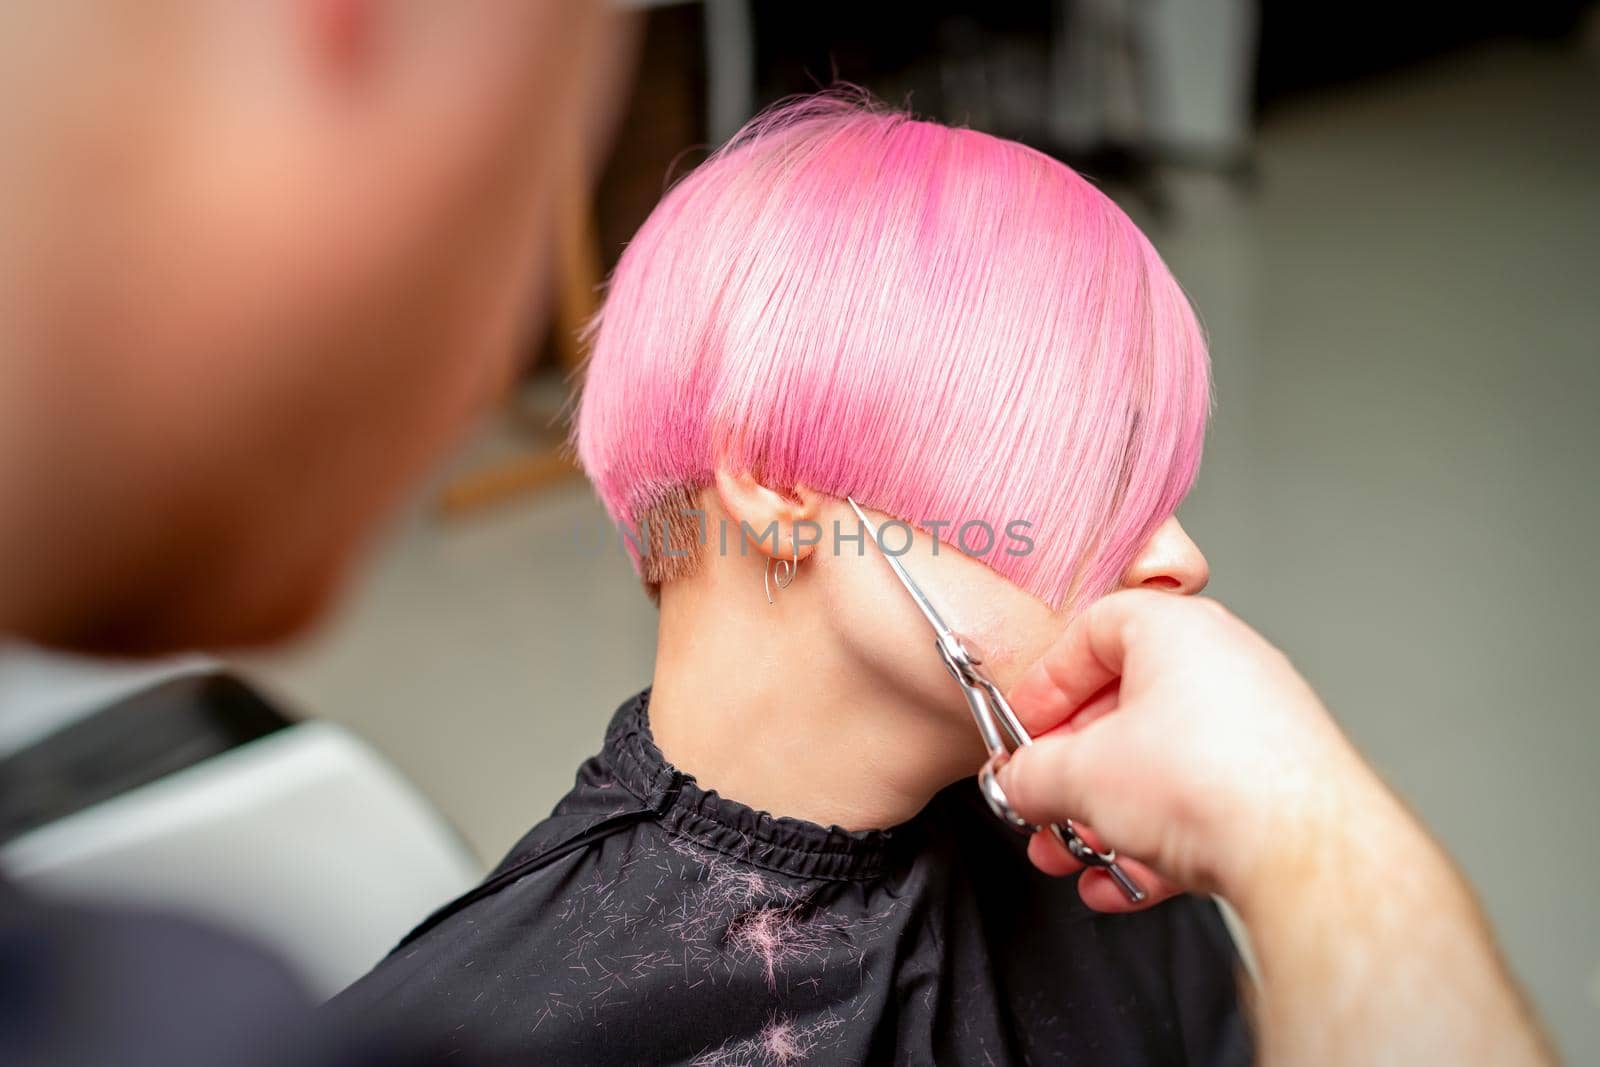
[0,649,482,998]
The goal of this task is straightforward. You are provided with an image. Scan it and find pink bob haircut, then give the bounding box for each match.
[575,94,1210,612]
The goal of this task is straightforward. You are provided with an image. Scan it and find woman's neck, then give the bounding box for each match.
[648,567,985,832]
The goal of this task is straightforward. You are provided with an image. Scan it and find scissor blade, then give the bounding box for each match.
[845,497,957,638]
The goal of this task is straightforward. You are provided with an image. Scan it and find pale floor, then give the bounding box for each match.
[243,38,1600,1059]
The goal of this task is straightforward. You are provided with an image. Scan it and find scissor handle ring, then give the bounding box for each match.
[978,752,1121,868]
[978,751,1035,830]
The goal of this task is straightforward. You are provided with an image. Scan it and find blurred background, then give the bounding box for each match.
[3,0,1597,1058]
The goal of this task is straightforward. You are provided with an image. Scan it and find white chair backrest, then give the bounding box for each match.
[3,720,484,999]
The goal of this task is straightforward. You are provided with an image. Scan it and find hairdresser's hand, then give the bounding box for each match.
[999,590,1383,914]
[1002,596,1555,1063]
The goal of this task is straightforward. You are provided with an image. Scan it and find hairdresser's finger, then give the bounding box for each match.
[1023,818,1112,875]
[1025,828,1085,876]
[996,728,1116,831]
[1026,830,1180,911]
[1008,589,1164,735]
[1077,859,1180,914]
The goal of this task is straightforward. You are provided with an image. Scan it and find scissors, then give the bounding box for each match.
[845,498,1146,904]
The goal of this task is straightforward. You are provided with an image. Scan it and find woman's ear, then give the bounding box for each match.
[713,467,825,562]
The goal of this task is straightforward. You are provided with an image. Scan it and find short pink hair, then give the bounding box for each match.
[576,95,1210,611]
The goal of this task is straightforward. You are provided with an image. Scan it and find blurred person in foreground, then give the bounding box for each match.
[0,1,625,1063]
[0,2,1552,1066]
[0,0,621,655]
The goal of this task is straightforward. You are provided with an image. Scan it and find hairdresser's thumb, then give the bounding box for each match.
[997,731,1109,831]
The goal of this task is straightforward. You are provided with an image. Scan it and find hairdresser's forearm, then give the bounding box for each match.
[1232,768,1552,1067]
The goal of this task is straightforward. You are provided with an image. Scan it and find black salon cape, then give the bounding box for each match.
[332,693,1251,1066]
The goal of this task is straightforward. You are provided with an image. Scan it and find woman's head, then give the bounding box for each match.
[577,94,1209,616]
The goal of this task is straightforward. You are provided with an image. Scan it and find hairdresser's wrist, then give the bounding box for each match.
[1224,756,1554,1065]
[1216,748,1406,920]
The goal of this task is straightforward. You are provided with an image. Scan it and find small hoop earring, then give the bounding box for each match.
[764,554,798,604]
